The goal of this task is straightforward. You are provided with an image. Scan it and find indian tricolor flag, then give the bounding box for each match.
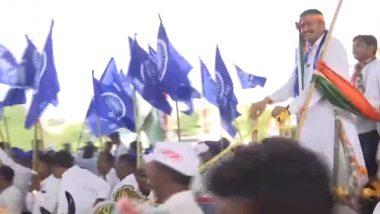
[314,61,380,121]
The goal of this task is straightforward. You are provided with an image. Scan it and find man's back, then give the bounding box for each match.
[57,166,110,214]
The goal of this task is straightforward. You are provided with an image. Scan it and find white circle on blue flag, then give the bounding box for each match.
[33,50,47,91]
[215,71,225,100]
[157,39,168,81]
[101,92,126,120]
[0,45,18,85]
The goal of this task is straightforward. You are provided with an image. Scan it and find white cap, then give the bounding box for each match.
[151,142,200,177]
[194,143,209,154]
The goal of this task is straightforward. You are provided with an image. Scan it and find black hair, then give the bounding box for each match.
[53,150,74,169]
[300,9,323,18]
[208,137,333,214]
[155,162,192,187]
[353,35,378,55]
[82,142,95,159]
[118,154,137,169]
[99,152,114,163]
[129,141,137,152]
[109,132,120,139]
[39,153,54,168]
[0,165,14,183]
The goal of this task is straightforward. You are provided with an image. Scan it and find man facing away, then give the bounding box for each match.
[0,165,23,214]
[52,150,110,214]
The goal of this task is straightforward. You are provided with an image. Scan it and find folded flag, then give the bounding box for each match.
[315,61,380,121]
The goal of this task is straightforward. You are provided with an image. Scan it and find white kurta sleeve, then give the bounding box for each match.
[364,62,380,108]
[268,72,295,103]
[41,181,60,213]
[83,171,111,199]
[25,191,35,212]
[288,38,349,114]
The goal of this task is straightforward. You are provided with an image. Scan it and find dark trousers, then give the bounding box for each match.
[359,130,380,178]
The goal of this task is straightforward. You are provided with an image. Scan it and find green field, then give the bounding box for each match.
[3,105,276,150]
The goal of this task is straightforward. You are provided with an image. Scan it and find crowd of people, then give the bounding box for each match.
[0,7,379,214]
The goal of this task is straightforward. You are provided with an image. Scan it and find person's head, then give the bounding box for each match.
[52,150,74,178]
[135,169,152,197]
[353,35,378,62]
[145,142,200,203]
[298,9,326,44]
[37,153,54,180]
[82,142,95,159]
[208,137,333,214]
[109,132,121,145]
[116,154,137,180]
[97,152,114,176]
[104,141,113,153]
[0,165,14,190]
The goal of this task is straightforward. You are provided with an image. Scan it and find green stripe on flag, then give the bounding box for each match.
[314,75,363,117]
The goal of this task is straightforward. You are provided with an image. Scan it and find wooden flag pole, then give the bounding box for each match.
[175,101,181,142]
[133,90,144,170]
[295,0,344,140]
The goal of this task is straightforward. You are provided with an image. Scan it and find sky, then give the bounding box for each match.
[0,0,380,124]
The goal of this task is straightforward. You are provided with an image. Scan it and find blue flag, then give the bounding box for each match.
[127,38,172,114]
[92,72,135,132]
[3,88,26,107]
[156,17,200,115]
[235,65,266,89]
[86,58,135,136]
[0,45,20,86]
[215,46,241,137]
[200,59,218,106]
[25,20,60,129]
[19,36,41,89]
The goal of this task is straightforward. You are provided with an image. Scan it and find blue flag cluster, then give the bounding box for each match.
[127,37,172,115]
[25,20,60,129]
[156,18,200,115]
[86,58,135,137]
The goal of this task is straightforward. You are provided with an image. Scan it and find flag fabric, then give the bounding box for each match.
[215,46,241,137]
[25,20,60,129]
[127,37,172,115]
[235,65,266,89]
[156,18,200,115]
[92,73,135,132]
[315,61,380,121]
[19,36,41,89]
[200,59,218,106]
[0,44,20,86]
[3,88,26,107]
[86,58,135,136]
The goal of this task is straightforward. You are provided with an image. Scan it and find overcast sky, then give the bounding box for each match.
[0,0,379,123]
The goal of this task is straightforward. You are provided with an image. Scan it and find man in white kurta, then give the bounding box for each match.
[0,165,23,214]
[52,151,110,214]
[250,9,366,176]
[351,35,380,179]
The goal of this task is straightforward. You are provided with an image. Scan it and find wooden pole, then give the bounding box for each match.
[295,0,344,140]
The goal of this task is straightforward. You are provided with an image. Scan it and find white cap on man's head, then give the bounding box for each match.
[151,142,200,177]
[194,143,209,155]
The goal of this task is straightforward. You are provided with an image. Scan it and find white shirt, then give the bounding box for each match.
[269,35,366,176]
[100,168,118,190]
[57,166,110,214]
[374,202,380,214]
[0,149,33,210]
[26,175,61,214]
[157,190,203,214]
[353,59,380,134]
[112,174,139,200]
[0,185,23,214]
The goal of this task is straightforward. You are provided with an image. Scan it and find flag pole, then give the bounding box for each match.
[133,90,143,169]
[3,113,10,146]
[175,101,181,142]
[32,123,39,171]
[76,117,87,151]
[96,116,103,148]
[295,0,344,140]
